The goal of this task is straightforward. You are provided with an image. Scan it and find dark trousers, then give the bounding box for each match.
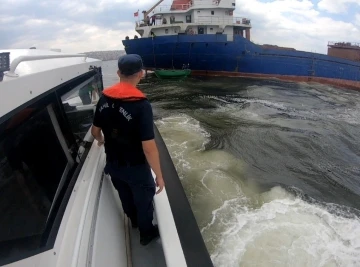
[105,162,156,236]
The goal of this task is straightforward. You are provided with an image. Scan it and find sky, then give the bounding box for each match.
[0,0,359,54]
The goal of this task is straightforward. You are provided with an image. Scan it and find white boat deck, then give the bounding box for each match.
[130,221,167,267]
[93,174,167,267]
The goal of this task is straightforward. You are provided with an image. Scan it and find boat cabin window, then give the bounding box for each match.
[211,11,214,15]
[61,76,102,143]
[0,106,69,265]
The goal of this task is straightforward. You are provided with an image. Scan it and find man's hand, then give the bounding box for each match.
[155,176,165,194]
[91,125,104,146]
[142,139,165,194]
[97,140,104,146]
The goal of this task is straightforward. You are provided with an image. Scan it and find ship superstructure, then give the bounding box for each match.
[124,0,360,90]
[135,0,251,42]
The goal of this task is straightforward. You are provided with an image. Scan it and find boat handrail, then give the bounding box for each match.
[5,54,87,77]
[150,0,225,14]
[136,15,251,27]
[196,16,250,25]
[328,41,360,48]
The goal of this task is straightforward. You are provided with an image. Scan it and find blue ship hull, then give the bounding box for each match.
[123,35,360,88]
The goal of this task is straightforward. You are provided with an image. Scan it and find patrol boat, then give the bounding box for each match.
[123,0,360,90]
[0,49,213,267]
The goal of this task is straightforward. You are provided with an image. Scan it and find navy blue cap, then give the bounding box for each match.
[118,54,143,76]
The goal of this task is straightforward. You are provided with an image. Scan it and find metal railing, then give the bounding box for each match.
[233,17,251,25]
[196,16,250,25]
[125,33,251,41]
[136,16,251,27]
[192,0,236,7]
[152,0,233,13]
[328,41,360,48]
[153,4,190,12]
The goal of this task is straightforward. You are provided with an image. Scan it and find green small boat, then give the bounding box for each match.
[154,69,191,79]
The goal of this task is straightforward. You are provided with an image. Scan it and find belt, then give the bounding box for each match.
[107,158,146,167]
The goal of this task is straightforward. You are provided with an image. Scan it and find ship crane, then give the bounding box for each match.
[143,0,164,19]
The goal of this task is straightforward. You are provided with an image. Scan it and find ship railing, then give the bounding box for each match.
[233,17,251,25]
[126,33,249,40]
[153,4,190,13]
[328,41,360,48]
[196,16,231,24]
[193,0,222,5]
[136,16,251,27]
[195,16,250,25]
[151,0,227,13]
[192,0,236,7]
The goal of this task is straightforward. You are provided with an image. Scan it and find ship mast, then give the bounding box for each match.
[143,0,165,19]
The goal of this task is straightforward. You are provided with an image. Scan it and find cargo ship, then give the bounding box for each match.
[122,0,360,90]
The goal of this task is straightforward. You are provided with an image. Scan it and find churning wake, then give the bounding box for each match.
[156,113,360,267]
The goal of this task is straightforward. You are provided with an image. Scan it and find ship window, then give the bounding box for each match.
[211,11,214,15]
[197,10,200,13]
[61,77,101,144]
[0,106,69,265]
[210,28,213,31]
[165,29,169,34]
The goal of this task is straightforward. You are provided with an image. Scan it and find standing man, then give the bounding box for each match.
[91,54,165,246]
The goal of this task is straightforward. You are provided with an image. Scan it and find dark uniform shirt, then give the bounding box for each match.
[93,95,154,165]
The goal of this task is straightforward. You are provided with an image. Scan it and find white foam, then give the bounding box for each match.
[156,114,360,267]
[156,114,247,227]
[242,98,288,111]
[156,114,210,178]
[200,95,232,104]
[205,91,360,126]
[326,105,360,125]
[210,186,360,267]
